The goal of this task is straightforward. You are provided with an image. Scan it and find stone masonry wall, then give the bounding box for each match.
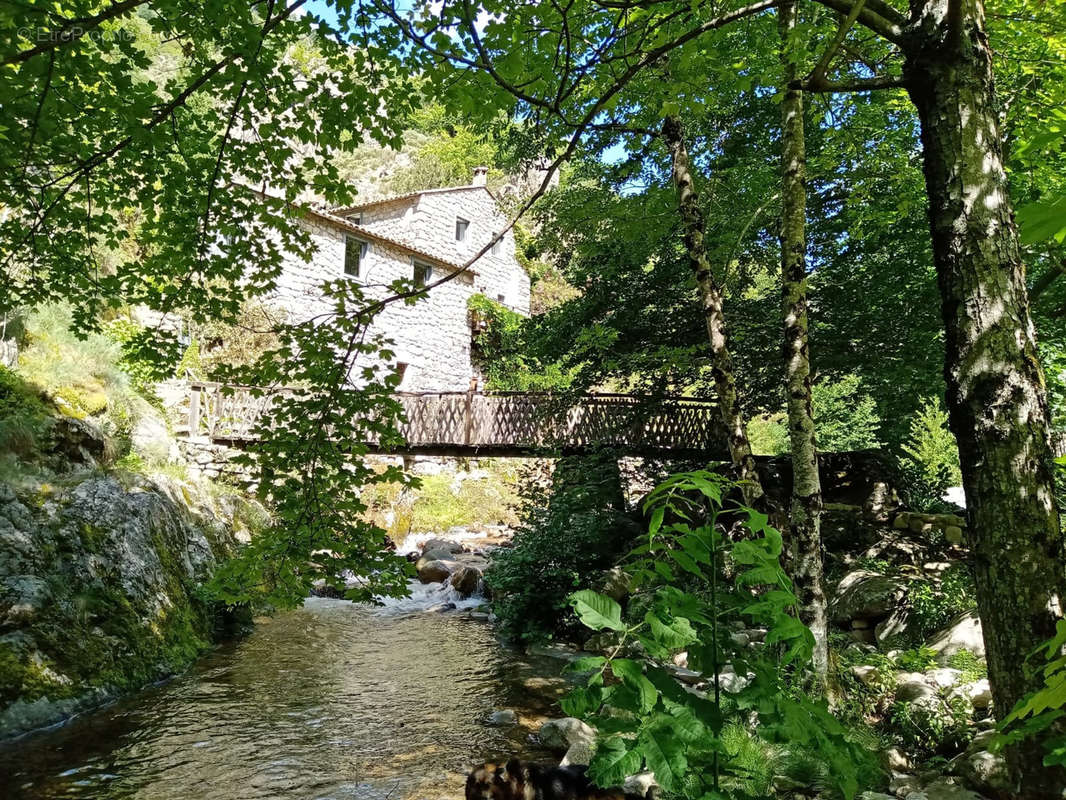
[270,188,530,393]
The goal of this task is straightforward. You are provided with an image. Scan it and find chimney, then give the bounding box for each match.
[472,166,488,187]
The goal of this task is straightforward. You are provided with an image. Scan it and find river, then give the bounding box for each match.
[0,581,564,800]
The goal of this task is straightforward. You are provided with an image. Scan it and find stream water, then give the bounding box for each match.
[0,580,563,800]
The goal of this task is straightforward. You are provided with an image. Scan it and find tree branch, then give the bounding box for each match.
[2,0,151,66]
[1030,257,1066,302]
[797,73,907,91]
[808,0,906,46]
[808,0,867,87]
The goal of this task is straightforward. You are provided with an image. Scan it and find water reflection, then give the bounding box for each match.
[0,595,561,800]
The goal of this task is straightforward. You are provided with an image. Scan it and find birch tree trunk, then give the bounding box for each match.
[661,115,765,504]
[778,0,827,684]
[902,1,1066,793]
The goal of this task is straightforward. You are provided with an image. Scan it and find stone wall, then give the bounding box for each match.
[268,188,531,393]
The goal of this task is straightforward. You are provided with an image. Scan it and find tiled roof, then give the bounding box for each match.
[303,205,475,275]
[328,183,497,217]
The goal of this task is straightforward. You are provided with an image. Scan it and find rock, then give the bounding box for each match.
[830,570,907,626]
[449,565,482,597]
[601,567,631,603]
[425,602,456,613]
[561,741,594,767]
[419,548,459,565]
[928,610,984,661]
[416,558,457,583]
[949,679,992,710]
[860,793,896,800]
[51,416,108,466]
[130,406,180,464]
[487,709,517,726]
[528,643,583,662]
[928,667,964,689]
[905,777,983,800]
[623,772,657,798]
[895,674,937,703]
[880,747,910,773]
[664,664,703,685]
[890,771,924,796]
[539,717,596,753]
[875,605,912,642]
[421,537,464,555]
[671,651,688,668]
[470,612,490,621]
[729,632,750,648]
[850,665,881,686]
[953,748,1010,797]
[944,526,964,545]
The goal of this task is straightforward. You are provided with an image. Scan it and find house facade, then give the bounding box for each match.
[271,168,531,393]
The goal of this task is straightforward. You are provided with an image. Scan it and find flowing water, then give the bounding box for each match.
[0,579,565,800]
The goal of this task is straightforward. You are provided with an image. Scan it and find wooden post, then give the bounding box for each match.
[464,386,476,446]
[188,385,201,437]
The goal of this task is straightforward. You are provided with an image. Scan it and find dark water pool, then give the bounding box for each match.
[0,591,563,800]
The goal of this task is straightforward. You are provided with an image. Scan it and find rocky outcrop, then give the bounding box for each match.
[538,717,596,753]
[0,473,257,738]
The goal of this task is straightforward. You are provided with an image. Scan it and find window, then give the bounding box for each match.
[346,213,362,225]
[455,217,469,242]
[413,261,433,286]
[497,293,506,304]
[490,235,502,255]
[344,235,368,277]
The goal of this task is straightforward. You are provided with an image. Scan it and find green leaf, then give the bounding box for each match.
[611,658,659,712]
[646,611,698,649]
[588,737,643,787]
[638,727,687,792]
[570,590,626,632]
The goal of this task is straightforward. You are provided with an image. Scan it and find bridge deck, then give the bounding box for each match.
[179,382,729,458]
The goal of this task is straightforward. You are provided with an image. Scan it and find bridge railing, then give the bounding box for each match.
[178,382,726,454]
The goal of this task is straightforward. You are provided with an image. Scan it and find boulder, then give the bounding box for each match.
[895,672,937,703]
[130,407,180,464]
[561,741,594,767]
[416,558,457,583]
[419,549,458,566]
[51,416,108,466]
[830,570,907,626]
[623,772,657,798]
[539,717,596,753]
[850,665,881,687]
[449,565,482,597]
[422,538,464,555]
[928,668,964,689]
[949,679,992,711]
[928,611,984,661]
[487,709,517,726]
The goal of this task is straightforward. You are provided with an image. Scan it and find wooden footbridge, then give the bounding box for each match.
[179,381,729,458]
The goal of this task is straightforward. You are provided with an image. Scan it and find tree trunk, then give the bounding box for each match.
[903,2,1066,794]
[778,0,828,685]
[661,115,765,505]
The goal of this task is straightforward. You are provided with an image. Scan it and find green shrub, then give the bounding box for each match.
[896,646,939,673]
[747,412,789,456]
[890,695,973,755]
[907,564,976,644]
[947,649,987,683]
[486,452,640,643]
[467,293,575,391]
[813,373,883,452]
[0,365,52,459]
[561,469,879,799]
[898,396,962,511]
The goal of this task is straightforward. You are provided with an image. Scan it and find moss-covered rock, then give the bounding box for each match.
[0,473,250,738]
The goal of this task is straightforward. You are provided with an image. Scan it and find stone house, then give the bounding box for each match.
[271,167,530,393]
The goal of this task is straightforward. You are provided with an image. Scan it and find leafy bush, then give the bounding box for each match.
[468,294,575,391]
[485,452,640,643]
[813,373,883,452]
[947,649,987,683]
[907,564,976,644]
[0,365,52,460]
[747,412,790,456]
[890,695,974,755]
[898,396,962,511]
[562,470,878,800]
[896,647,939,673]
[15,305,151,443]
